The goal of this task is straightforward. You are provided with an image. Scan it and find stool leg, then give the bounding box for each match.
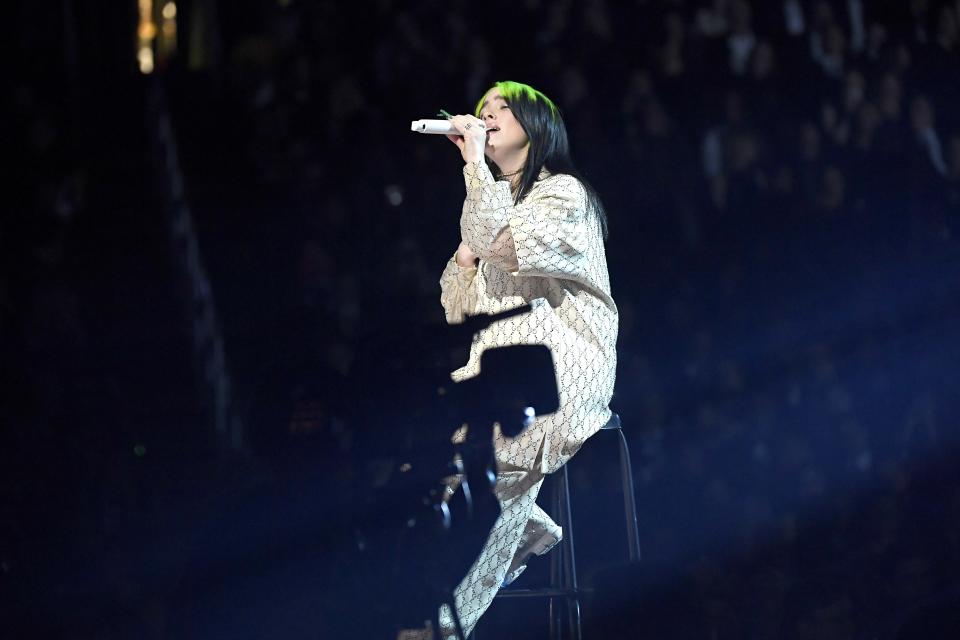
[559,465,582,640]
[549,470,564,639]
[617,428,642,562]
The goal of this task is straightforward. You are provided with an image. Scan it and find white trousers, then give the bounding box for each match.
[438,459,565,639]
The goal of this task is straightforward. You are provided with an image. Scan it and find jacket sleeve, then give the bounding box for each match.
[460,161,592,281]
[439,252,480,325]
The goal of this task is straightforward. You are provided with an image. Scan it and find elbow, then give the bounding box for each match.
[472,229,519,272]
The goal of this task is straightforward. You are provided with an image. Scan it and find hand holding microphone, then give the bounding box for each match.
[411,111,487,164]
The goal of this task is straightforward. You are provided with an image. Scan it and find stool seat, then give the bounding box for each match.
[493,587,583,599]
[473,412,641,640]
[601,413,622,430]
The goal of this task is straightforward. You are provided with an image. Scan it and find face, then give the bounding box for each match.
[477,88,529,163]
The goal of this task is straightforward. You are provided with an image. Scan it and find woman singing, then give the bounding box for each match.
[406,80,618,639]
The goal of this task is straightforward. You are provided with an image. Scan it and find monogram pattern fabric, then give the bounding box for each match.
[407,160,618,639]
[443,160,618,476]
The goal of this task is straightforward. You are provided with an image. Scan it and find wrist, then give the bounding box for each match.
[464,145,485,165]
[455,243,478,268]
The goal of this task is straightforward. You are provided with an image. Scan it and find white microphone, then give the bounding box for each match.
[410,119,459,135]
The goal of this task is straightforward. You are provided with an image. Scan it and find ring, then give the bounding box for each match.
[466,124,472,129]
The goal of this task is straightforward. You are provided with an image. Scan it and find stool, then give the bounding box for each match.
[473,413,641,640]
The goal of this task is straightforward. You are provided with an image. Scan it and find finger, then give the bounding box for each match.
[451,115,484,137]
[451,115,484,131]
[449,115,468,134]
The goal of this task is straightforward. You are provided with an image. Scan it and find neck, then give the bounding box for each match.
[498,160,525,180]
[500,167,524,191]
[493,147,528,182]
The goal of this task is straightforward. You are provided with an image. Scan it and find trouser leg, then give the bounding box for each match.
[437,468,545,639]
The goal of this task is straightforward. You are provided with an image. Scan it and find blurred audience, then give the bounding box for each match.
[9,0,960,637]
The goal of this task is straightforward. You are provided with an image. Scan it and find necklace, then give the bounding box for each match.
[500,169,522,177]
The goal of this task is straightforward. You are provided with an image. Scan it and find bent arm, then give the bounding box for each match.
[439,252,480,324]
[460,161,591,281]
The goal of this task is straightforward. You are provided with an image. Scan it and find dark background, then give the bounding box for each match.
[4,0,960,638]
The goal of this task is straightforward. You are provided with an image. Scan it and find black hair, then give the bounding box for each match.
[475,81,609,239]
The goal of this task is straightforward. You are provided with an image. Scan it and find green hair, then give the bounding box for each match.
[473,80,560,119]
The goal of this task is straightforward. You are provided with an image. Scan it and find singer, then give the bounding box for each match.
[408,81,618,639]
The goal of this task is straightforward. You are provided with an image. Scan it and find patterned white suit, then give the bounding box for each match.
[426,160,618,639]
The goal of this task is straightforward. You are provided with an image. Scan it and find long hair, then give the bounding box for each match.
[473,80,608,239]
